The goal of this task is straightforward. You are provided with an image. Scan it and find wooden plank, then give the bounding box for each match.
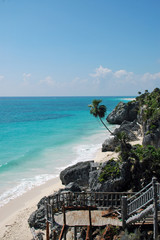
[86,226,90,240]
[59,225,65,240]
[54,210,122,227]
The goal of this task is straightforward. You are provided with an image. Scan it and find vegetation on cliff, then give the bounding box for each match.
[136,88,160,133]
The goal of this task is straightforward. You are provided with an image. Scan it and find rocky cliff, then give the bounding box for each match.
[105,88,160,149]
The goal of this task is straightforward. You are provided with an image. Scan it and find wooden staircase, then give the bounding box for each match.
[121,177,160,240]
[29,178,160,239]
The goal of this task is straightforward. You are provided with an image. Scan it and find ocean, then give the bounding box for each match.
[0,96,133,207]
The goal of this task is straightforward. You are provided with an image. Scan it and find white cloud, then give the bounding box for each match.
[142,72,160,81]
[90,65,112,78]
[23,73,31,85]
[90,66,135,84]
[40,76,55,86]
[114,69,128,78]
[88,65,160,95]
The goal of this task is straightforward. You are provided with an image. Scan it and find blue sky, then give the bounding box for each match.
[0,0,160,96]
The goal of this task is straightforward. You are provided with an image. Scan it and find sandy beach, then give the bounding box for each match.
[0,136,142,240]
[0,177,63,240]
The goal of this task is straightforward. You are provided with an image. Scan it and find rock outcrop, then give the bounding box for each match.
[89,160,132,192]
[143,127,160,148]
[102,120,141,152]
[28,196,47,230]
[60,161,93,187]
[113,120,141,141]
[107,101,139,124]
[102,137,119,152]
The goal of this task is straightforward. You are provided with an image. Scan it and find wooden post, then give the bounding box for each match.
[46,221,50,240]
[122,196,128,229]
[152,177,158,240]
[63,206,67,240]
[88,207,92,239]
[74,226,77,240]
[86,226,91,240]
[51,205,56,240]
[63,205,66,226]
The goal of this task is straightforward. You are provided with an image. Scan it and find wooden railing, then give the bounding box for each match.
[46,191,134,212]
[127,181,153,216]
[121,177,160,240]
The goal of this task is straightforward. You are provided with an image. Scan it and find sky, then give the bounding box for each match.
[0,0,160,96]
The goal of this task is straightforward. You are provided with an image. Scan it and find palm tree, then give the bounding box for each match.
[88,99,113,135]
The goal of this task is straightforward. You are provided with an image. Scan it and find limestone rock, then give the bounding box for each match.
[64,182,81,192]
[102,120,141,152]
[89,161,132,192]
[28,205,46,230]
[113,120,140,141]
[143,128,160,148]
[60,161,93,187]
[107,101,139,124]
[102,137,119,152]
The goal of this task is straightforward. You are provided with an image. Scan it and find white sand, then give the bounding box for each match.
[0,177,63,240]
[0,136,143,240]
[94,149,119,163]
[94,136,143,163]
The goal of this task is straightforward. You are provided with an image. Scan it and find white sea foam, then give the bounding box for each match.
[0,174,56,207]
[73,143,101,162]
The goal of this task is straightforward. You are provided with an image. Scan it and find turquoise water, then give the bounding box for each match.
[0,96,133,206]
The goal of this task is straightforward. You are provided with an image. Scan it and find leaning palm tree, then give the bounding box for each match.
[88,99,113,135]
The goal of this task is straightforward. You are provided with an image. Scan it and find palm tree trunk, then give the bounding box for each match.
[99,117,114,135]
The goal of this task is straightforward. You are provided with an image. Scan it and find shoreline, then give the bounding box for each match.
[0,177,63,239]
[0,136,142,240]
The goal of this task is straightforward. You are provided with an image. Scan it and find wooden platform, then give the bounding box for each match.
[54,210,122,227]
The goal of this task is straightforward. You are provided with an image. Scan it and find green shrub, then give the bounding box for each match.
[131,144,160,185]
[98,159,120,183]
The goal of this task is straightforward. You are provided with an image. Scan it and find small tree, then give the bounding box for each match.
[88,99,113,135]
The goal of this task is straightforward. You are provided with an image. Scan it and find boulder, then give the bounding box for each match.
[102,137,119,152]
[28,205,46,230]
[107,101,139,124]
[142,117,160,148]
[113,120,140,141]
[102,120,141,152]
[143,129,160,148]
[60,161,93,187]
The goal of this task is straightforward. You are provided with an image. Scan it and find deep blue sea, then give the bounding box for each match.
[0,96,134,207]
